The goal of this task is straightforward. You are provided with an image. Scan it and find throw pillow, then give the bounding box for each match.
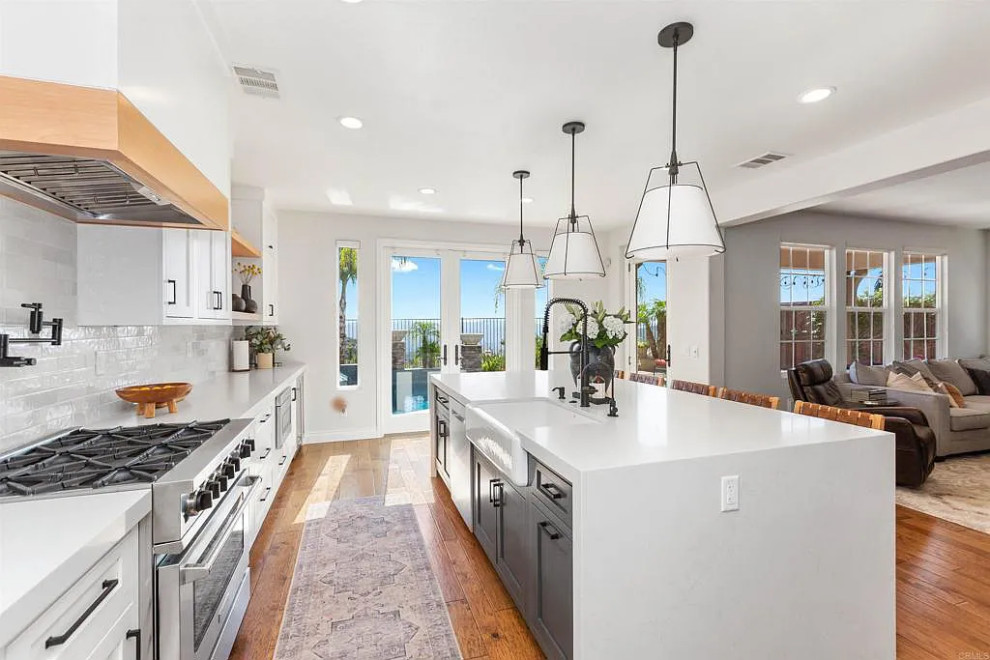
[938,382,966,408]
[891,361,940,389]
[966,368,990,395]
[849,362,889,387]
[959,357,990,373]
[926,359,978,396]
[887,371,934,393]
[910,372,935,393]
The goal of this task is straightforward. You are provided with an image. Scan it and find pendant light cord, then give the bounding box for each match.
[669,28,680,181]
[518,175,525,246]
[569,129,577,228]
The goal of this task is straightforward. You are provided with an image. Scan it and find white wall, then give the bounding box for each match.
[722,211,989,399]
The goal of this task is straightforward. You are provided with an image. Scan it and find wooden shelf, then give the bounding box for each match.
[231,311,262,324]
[231,229,262,258]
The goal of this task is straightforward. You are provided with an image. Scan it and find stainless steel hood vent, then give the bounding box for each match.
[0,151,202,225]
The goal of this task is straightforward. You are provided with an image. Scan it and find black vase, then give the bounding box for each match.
[231,294,246,312]
[241,284,253,302]
[569,343,615,392]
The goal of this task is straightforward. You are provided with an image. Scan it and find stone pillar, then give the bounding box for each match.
[460,345,483,372]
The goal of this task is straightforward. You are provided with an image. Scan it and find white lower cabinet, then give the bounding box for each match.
[7,525,142,660]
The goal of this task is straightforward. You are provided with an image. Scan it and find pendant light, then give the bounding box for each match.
[625,22,725,260]
[543,121,606,280]
[500,170,544,289]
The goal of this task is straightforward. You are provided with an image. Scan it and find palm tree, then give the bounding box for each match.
[409,320,440,368]
[339,248,358,364]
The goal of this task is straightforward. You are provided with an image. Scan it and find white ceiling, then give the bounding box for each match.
[816,160,990,229]
[203,0,990,229]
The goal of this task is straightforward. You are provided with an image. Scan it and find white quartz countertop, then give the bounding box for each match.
[0,489,151,646]
[433,372,889,483]
[86,361,306,429]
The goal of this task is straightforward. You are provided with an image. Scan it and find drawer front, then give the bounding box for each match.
[9,527,139,659]
[531,459,572,527]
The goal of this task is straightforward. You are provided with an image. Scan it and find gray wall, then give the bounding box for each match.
[0,199,232,453]
[722,210,988,399]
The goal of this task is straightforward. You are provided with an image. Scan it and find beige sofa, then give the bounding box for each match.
[836,358,990,458]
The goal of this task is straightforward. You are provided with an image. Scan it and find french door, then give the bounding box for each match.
[625,259,670,380]
[380,244,514,434]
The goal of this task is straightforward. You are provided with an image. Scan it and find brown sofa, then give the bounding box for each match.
[838,358,990,458]
[789,359,936,487]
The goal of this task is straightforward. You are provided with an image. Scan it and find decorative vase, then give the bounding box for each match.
[256,352,274,369]
[231,294,246,312]
[244,298,258,314]
[460,333,483,346]
[569,343,615,392]
[241,284,253,302]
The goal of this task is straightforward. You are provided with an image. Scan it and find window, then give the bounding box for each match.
[845,249,886,366]
[779,245,828,370]
[902,252,941,360]
[634,261,667,375]
[337,243,359,387]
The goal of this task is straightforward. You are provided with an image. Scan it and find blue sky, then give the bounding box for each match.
[385,256,507,320]
[637,261,666,306]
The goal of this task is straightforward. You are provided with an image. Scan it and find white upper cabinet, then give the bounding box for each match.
[262,208,279,324]
[231,185,279,325]
[191,230,231,320]
[163,229,194,319]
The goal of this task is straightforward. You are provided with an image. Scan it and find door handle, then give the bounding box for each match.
[166,279,177,305]
[455,344,460,366]
[442,344,448,366]
[127,629,142,660]
[45,579,119,647]
[539,520,562,540]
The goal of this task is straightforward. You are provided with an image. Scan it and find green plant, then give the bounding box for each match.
[559,301,631,350]
[338,247,358,366]
[637,299,667,360]
[244,326,291,354]
[482,352,506,372]
[535,334,545,368]
[409,321,440,368]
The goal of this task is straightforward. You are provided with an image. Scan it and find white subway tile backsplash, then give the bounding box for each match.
[0,198,233,455]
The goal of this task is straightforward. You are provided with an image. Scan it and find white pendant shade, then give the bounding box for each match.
[544,227,605,279]
[501,240,544,289]
[626,182,724,260]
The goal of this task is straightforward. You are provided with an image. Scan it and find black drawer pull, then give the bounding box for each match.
[45,579,119,648]
[260,448,272,460]
[166,280,177,305]
[127,628,142,660]
[291,387,297,402]
[539,521,562,540]
[279,455,287,466]
[540,482,565,500]
[259,486,272,502]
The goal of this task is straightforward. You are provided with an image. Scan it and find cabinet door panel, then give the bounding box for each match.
[210,231,229,319]
[163,229,193,318]
[190,230,215,319]
[531,505,573,660]
[497,479,528,609]
[472,451,498,564]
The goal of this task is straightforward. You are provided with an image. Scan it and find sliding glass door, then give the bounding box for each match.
[382,246,513,433]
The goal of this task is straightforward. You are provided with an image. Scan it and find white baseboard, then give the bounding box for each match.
[304,427,380,444]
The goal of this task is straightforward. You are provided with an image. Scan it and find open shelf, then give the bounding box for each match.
[231,229,262,258]
[231,311,262,324]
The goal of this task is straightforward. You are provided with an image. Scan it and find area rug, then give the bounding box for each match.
[896,454,990,535]
[274,496,461,660]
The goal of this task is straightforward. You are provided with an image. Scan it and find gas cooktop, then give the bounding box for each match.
[0,420,230,497]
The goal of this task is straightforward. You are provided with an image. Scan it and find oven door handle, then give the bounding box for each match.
[180,479,259,585]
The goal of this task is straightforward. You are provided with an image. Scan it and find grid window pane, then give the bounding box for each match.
[780,244,828,370]
[902,252,941,360]
[845,249,887,366]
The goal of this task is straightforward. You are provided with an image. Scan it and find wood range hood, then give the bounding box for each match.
[0,76,228,231]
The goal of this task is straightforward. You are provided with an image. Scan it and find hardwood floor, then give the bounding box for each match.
[230,435,990,660]
[228,435,543,660]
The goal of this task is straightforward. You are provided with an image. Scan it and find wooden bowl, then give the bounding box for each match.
[116,382,193,419]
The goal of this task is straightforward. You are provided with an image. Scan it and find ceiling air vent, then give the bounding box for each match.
[737,151,787,169]
[233,65,279,99]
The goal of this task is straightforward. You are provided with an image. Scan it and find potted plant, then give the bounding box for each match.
[559,301,631,388]
[244,326,290,369]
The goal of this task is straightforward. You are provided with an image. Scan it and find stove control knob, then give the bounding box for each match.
[222,462,236,479]
[228,456,241,472]
[184,490,212,517]
[239,441,252,459]
[214,472,229,490]
[206,480,221,498]
[246,438,256,451]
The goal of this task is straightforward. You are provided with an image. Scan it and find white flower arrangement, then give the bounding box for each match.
[559,301,631,349]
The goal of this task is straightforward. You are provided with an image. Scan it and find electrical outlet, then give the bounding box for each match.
[721,475,739,512]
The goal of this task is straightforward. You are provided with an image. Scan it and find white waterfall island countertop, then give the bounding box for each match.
[430,371,897,660]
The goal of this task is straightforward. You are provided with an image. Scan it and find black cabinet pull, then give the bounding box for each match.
[540,482,565,500]
[539,520,562,540]
[491,480,503,508]
[489,478,497,503]
[45,579,119,648]
[442,344,448,366]
[259,448,272,460]
[166,280,177,305]
[127,628,142,660]
[217,291,223,310]
[259,486,272,502]
[455,344,460,366]
[268,304,274,317]
[437,419,447,438]
[279,455,287,466]
[291,387,297,402]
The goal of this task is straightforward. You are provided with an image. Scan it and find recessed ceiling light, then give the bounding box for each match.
[418,188,436,195]
[338,116,363,129]
[326,188,353,206]
[522,197,534,204]
[798,87,836,104]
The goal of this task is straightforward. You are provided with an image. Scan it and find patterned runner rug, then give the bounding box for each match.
[274,496,462,659]
[896,454,990,534]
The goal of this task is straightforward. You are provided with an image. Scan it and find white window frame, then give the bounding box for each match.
[844,248,891,367]
[335,240,361,391]
[778,243,833,373]
[900,251,945,360]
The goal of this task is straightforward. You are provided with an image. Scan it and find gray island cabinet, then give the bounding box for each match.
[429,371,896,660]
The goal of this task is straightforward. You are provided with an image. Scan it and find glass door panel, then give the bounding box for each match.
[458,258,506,372]
[391,255,442,415]
[634,261,667,377]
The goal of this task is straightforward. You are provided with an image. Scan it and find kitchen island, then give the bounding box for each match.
[430,371,895,660]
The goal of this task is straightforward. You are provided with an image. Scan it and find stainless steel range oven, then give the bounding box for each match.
[157,472,258,660]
